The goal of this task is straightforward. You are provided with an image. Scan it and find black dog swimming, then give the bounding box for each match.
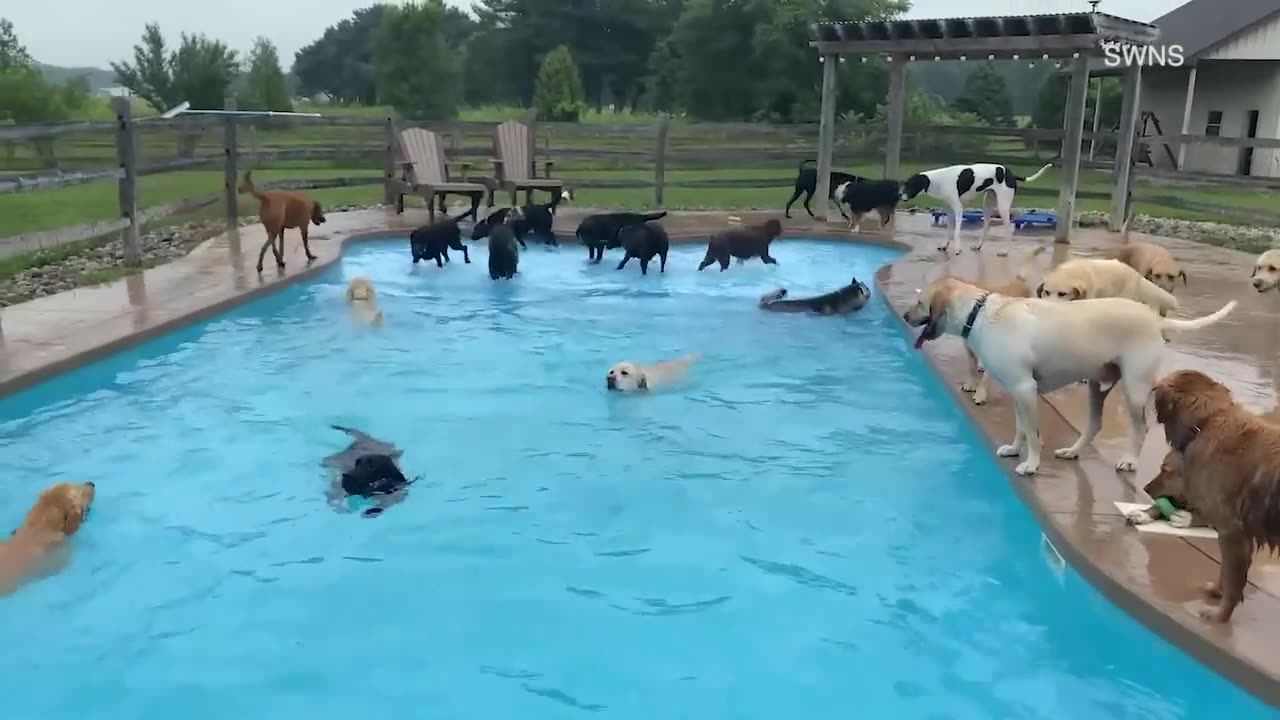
[834,179,901,231]
[410,209,474,267]
[576,211,667,263]
[323,425,412,518]
[615,221,669,275]
[758,276,871,315]
[786,159,865,220]
[472,207,521,247]
[474,198,564,247]
[489,222,520,280]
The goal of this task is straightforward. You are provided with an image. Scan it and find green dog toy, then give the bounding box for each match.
[1153,497,1193,529]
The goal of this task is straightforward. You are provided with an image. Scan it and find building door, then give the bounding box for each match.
[1238,110,1260,176]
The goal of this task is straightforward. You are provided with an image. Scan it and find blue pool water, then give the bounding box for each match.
[0,239,1275,720]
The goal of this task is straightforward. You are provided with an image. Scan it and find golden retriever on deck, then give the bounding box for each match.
[1153,369,1280,623]
[0,482,96,596]
[239,171,326,274]
[345,276,383,326]
[1109,213,1186,294]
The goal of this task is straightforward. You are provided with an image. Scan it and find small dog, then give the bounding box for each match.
[697,219,784,271]
[758,276,870,315]
[1109,213,1186,293]
[606,354,701,392]
[322,426,407,518]
[1251,248,1280,292]
[576,211,668,263]
[239,171,326,273]
[901,162,1053,255]
[488,222,520,280]
[1125,448,1197,529]
[834,179,901,232]
[1153,369,1280,623]
[1037,257,1178,317]
[345,276,383,326]
[904,276,1236,475]
[409,209,473,267]
[0,481,96,596]
[785,159,865,219]
[615,222,669,275]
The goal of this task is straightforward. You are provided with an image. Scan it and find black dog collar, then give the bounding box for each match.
[961,293,990,339]
[1171,425,1202,453]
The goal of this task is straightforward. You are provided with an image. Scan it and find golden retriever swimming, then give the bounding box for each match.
[345,276,383,326]
[606,354,701,392]
[0,482,96,596]
[1153,369,1280,623]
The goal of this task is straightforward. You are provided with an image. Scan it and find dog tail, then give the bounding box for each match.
[1160,300,1237,333]
[1019,163,1054,183]
[238,171,266,201]
[1014,245,1046,282]
[799,159,816,169]
[1139,279,1180,315]
[331,425,373,442]
[640,211,667,223]
[1121,209,1136,242]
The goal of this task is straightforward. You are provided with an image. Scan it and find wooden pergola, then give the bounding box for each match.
[809,12,1160,240]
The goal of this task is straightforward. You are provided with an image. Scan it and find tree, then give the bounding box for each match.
[533,45,586,121]
[953,61,1013,127]
[111,23,238,111]
[0,18,33,72]
[292,5,384,104]
[1033,73,1123,131]
[242,37,291,111]
[0,19,89,123]
[373,0,460,120]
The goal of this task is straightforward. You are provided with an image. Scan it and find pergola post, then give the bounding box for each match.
[1110,64,1143,231]
[885,54,907,181]
[1055,55,1090,243]
[1088,79,1104,161]
[1176,65,1198,170]
[815,53,840,222]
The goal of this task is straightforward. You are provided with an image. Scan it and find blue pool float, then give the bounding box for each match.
[930,209,987,225]
[1013,210,1058,230]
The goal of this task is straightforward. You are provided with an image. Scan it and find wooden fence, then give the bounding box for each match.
[3,97,1280,259]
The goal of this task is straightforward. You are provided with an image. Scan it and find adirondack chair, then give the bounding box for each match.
[391,127,488,222]
[490,120,566,210]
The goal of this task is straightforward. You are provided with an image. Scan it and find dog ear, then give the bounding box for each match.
[345,284,355,303]
[638,374,648,390]
[1035,282,1045,298]
[1179,270,1187,286]
[311,203,326,225]
[1144,269,1154,281]
[1070,285,1085,300]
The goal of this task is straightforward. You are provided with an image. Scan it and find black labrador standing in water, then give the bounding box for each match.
[785,159,865,220]
[576,211,668,263]
[488,223,520,280]
[409,208,476,267]
[615,221,669,275]
[323,425,414,518]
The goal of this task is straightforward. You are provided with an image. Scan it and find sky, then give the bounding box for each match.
[9,0,1188,70]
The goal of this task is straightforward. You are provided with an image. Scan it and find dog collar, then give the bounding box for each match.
[1171,425,1201,452]
[961,293,990,339]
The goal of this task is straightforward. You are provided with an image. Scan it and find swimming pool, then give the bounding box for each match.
[0,238,1275,719]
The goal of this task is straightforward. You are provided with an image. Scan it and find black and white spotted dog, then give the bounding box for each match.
[900,162,1053,255]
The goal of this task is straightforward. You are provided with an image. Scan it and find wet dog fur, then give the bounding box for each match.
[1153,369,1280,622]
[0,482,96,596]
[698,219,784,271]
[488,222,520,280]
[239,171,326,273]
[1125,448,1198,528]
[834,179,901,232]
[758,276,870,315]
[576,211,668,263]
[345,276,383,326]
[615,222,670,275]
[785,159,864,219]
[323,426,408,518]
[959,246,1047,406]
[1109,213,1186,294]
[409,209,473,267]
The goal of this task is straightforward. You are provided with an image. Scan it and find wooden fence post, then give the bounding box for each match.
[223,97,238,224]
[384,112,397,206]
[654,113,670,207]
[112,95,141,267]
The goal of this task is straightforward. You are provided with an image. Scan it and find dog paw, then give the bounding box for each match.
[1126,509,1156,525]
[1053,447,1080,460]
[1197,604,1230,623]
[996,444,1021,458]
[971,394,987,406]
[1201,581,1223,599]
[1169,510,1193,528]
[960,382,977,393]
[1115,458,1138,472]
[1014,460,1039,476]
[995,250,1009,257]
[969,244,984,252]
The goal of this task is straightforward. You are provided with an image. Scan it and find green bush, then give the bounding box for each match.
[533,46,585,122]
[373,0,459,121]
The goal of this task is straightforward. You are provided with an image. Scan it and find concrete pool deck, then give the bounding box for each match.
[1,206,1279,705]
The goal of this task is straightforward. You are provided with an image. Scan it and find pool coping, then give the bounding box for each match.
[1,207,1277,708]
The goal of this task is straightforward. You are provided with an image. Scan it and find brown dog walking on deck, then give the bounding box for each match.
[239,171,326,273]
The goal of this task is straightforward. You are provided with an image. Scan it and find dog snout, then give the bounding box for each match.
[606,376,617,390]
[1253,277,1268,291]
[85,481,95,487]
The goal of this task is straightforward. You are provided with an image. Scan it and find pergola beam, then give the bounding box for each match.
[814,54,839,222]
[885,55,907,182]
[811,34,1099,57]
[1111,64,1143,231]
[1056,55,1091,242]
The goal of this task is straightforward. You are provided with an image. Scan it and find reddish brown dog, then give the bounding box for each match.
[239,171,326,273]
[0,482,96,596]
[1153,369,1280,623]
[698,219,784,271]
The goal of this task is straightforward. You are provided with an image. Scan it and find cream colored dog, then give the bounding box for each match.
[903,277,1236,476]
[1037,257,1178,316]
[606,354,700,392]
[1110,214,1186,293]
[345,276,383,326]
[1251,248,1280,292]
[961,245,1045,406]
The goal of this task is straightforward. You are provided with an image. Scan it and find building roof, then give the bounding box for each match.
[810,12,1159,60]
[1153,0,1280,61]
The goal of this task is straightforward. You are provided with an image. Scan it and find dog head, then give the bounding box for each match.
[346,276,376,304]
[560,188,575,203]
[473,208,511,240]
[758,288,787,307]
[901,174,930,201]
[237,171,255,194]
[834,181,851,203]
[1152,369,1235,450]
[310,202,326,226]
[1252,249,1280,292]
[760,219,783,241]
[1036,274,1086,301]
[606,362,647,392]
[341,454,409,498]
[1143,448,1190,509]
[849,276,870,298]
[1144,259,1186,294]
[16,482,96,538]
[902,277,967,348]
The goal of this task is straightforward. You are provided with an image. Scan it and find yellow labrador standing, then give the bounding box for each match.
[345,276,383,326]
[606,354,701,392]
[1037,257,1178,316]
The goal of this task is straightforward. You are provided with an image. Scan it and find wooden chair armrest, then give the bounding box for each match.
[444,160,472,181]
[489,158,506,181]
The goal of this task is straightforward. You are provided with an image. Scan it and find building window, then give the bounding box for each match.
[1206,110,1224,137]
